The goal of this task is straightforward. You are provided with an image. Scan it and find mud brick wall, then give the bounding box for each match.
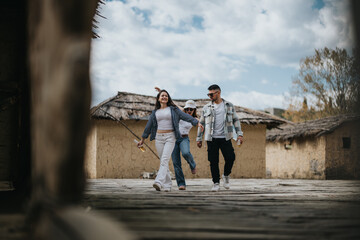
[85,120,267,178]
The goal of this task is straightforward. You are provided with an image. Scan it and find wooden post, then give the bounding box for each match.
[27,0,97,238]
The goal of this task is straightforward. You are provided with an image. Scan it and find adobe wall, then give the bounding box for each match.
[266,136,326,179]
[189,123,266,179]
[233,124,266,178]
[325,121,360,179]
[84,124,97,179]
[92,120,159,178]
[85,120,267,179]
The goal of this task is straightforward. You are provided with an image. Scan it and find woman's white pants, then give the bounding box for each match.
[154,132,176,189]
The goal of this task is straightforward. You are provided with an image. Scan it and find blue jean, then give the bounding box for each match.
[171,136,196,187]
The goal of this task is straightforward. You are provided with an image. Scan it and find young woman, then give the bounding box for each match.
[138,90,203,192]
[171,100,198,190]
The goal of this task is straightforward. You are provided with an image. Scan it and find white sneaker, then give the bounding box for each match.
[211,183,220,192]
[163,188,171,192]
[222,174,230,189]
[153,182,161,191]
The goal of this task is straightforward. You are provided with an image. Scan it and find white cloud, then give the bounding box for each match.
[225,91,286,110]
[90,0,354,107]
[261,78,269,85]
[305,0,354,51]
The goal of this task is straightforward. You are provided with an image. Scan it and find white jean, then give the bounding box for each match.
[155,132,176,189]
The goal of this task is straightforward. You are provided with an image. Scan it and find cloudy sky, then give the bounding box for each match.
[90,0,354,110]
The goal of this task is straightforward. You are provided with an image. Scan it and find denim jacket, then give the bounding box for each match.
[142,106,199,141]
[196,99,243,142]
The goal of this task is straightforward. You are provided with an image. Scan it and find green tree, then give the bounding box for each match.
[284,47,360,122]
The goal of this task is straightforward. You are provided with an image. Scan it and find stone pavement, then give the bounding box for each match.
[82,179,360,240]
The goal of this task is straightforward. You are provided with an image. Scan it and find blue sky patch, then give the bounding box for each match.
[312,0,325,10]
[192,15,204,30]
[131,7,152,25]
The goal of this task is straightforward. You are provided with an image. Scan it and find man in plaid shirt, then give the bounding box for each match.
[196,84,243,191]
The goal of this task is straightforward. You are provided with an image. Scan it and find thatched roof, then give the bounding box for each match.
[266,114,360,142]
[91,92,288,129]
[92,0,105,39]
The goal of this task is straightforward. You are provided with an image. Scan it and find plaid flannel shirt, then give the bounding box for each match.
[196,99,243,142]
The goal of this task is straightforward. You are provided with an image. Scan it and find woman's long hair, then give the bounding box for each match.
[155,89,176,110]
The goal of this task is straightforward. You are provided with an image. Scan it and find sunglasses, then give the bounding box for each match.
[207,91,219,97]
[185,108,195,111]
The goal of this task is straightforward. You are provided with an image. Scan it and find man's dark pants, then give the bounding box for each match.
[207,138,236,183]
